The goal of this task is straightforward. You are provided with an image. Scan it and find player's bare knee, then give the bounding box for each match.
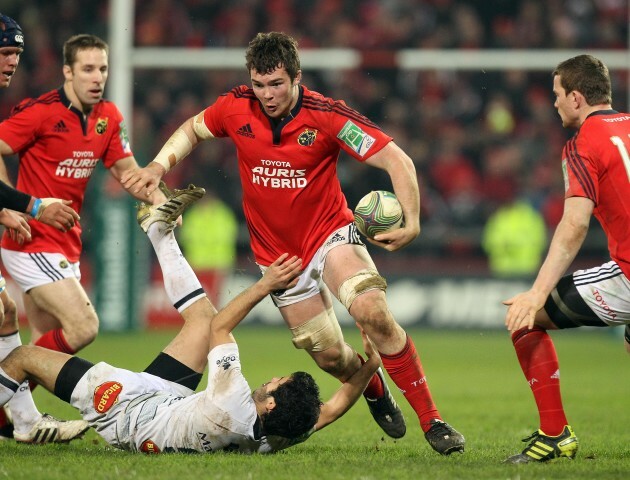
[65,314,99,349]
[311,345,349,375]
[0,296,18,333]
[351,292,391,327]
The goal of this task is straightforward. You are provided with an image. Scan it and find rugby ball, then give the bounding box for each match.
[354,190,404,238]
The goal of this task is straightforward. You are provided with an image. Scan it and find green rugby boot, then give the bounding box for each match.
[504,425,578,464]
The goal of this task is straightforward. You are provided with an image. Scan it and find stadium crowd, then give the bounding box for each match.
[0,0,628,269]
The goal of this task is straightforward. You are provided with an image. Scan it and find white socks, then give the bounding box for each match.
[0,334,41,434]
[147,223,205,312]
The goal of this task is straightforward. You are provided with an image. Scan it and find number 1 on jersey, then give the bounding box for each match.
[610,135,630,182]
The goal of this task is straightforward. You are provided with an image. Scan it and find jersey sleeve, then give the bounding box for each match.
[205,343,253,411]
[102,105,133,168]
[0,102,44,153]
[562,133,600,204]
[329,104,392,162]
[201,94,232,138]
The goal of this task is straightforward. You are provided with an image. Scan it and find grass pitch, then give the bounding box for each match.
[1,327,628,480]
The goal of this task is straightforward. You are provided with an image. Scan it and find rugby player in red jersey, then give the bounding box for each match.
[0,34,165,358]
[503,54,630,463]
[0,13,87,444]
[123,32,465,455]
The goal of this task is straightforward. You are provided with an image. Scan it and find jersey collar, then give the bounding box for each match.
[586,108,618,120]
[58,86,86,117]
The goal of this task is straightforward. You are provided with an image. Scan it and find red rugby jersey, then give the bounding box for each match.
[0,88,133,262]
[563,110,630,277]
[202,85,393,266]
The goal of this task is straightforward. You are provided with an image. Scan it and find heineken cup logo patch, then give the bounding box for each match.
[337,120,375,157]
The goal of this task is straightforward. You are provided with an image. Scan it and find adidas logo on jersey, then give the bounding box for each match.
[236,123,255,138]
[53,120,69,133]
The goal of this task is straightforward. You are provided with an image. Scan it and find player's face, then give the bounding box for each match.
[250,66,301,120]
[0,47,22,89]
[64,47,109,112]
[252,375,290,399]
[553,75,579,129]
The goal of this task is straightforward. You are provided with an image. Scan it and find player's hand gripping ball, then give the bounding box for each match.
[354,190,404,239]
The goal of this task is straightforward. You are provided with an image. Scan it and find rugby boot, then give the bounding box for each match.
[424,419,465,455]
[137,182,205,232]
[365,368,406,438]
[13,413,89,444]
[504,425,578,464]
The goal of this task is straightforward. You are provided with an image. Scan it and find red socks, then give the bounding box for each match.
[511,326,567,436]
[34,329,75,354]
[358,354,385,399]
[380,335,440,432]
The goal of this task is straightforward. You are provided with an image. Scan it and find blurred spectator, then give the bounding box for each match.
[0,0,626,270]
[482,188,547,278]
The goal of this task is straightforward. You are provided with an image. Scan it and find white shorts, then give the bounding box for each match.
[546,260,630,328]
[0,250,81,293]
[573,261,630,326]
[69,361,192,448]
[260,223,364,308]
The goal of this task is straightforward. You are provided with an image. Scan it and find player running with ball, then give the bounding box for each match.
[123,31,464,455]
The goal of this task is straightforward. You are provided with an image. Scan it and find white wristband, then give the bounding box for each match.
[153,128,193,173]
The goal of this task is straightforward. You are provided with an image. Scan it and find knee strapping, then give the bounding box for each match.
[290,308,343,352]
[338,269,387,310]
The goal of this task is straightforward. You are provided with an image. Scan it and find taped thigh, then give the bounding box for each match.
[338,269,387,310]
[290,308,343,352]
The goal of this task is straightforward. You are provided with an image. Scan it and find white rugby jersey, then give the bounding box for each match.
[73,343,312,454]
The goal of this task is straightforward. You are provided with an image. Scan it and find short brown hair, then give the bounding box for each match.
[63,34,109,67]
[553,54,612,106]
[245,32,300,81]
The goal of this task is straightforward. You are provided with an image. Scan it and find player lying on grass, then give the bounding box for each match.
[0,184,381,453]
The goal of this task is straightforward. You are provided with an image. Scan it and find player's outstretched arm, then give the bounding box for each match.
[121,116,203,197]
[314,329,381,431]
[208,254,302,350]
